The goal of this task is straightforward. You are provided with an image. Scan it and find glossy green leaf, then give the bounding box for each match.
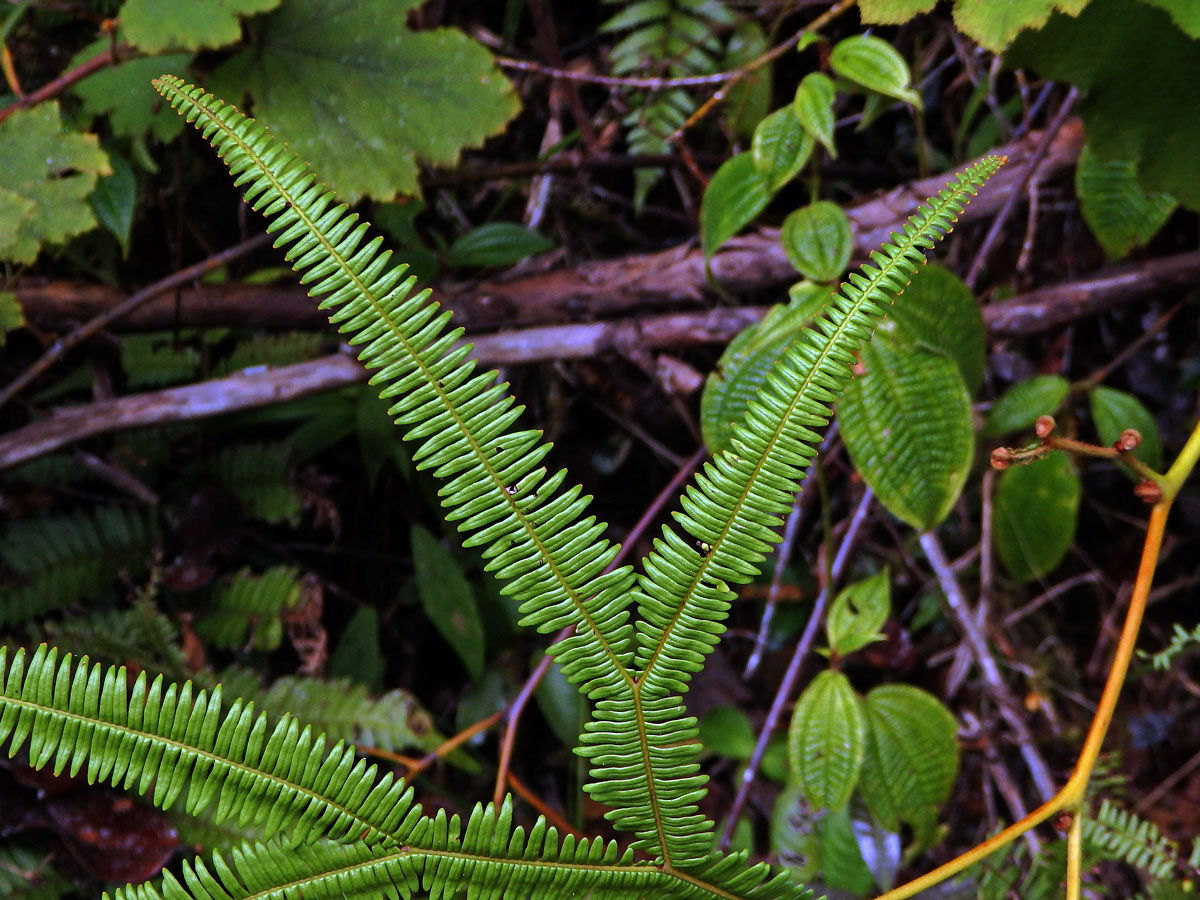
[89,148,137,255]
[993,453,1081,582]
[1090,385,1163,473]
[858,0,937,23]
[829,35,922,109]
[700,283,834,452]
[858,685,959,833]
[70,43,191,143]
[699,706,756,760]
[1076,143,1176,260]
[953,0,1090,52]
[122,0,281,52]
[839,339,974,531]
[781,201,853,283]
[984,374,1070,436]
[700,152,771,260]
[411,524,485,679]
[751,106,814,192]
[1009,0,1200,209]
[788,670,866,812]
[210,0,521,200]
[791,72,837,157]
[883,264,986,393]
[0,103,111,264]
[826,570,890,657]
[448,222,554,268]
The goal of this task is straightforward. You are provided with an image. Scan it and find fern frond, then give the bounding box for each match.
[151,75,637,706]
[0,645,417,848]
[202,442,302,526]
[0,506,156,627]
[0,842,69,900]
[1087,800,1180,880]
[195,566,303,651]
[577,155,1006,868]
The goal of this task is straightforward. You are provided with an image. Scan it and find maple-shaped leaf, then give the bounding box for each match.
[122,0,283,53]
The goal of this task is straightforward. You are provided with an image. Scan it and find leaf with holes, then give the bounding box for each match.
[839,338,974,531]
[830,35,922,109]
[788,670,866,812]
[826,570,890,657]
[209,0,520,200]
[1090,385,1163,473]
[858,684,958,836]
[781,202,853,283]
[993,452,1081,581]
[1076,143,1177,259]
[984,374,1071,437]
[700,152,771,260]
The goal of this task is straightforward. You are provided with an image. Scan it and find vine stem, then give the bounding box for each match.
[876,413,1200,900]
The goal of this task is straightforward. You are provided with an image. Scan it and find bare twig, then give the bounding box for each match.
[743,496,807,679]
[0,41,137,124]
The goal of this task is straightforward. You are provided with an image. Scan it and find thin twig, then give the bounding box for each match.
[743,496,806,679]
[0,41,136,124]
[718,484,873,850]
[0,234,271,412]
[965,86,1079,291]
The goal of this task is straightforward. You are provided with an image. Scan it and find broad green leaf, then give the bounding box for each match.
[701,283,834,452]
[330,605,386,692]
[448,222,554,268]
[993,453,1081,582]
[953,0,1090,52]
[534,654,585,748]
[1009,0,1200,209]
[751,106,814,192]
[829,35,922,109]
[826,570,891,657]
[858,0,937,23]
[1076,143,1176,259]
[772,783,819,882]
[0,103,111,264]
[410,524,485,679]
[788,670,866,812]
[70,42,191,142]
[817,808,876,896]
[839,339,974,532]
[1089,385,1163,473]
[89,149,137,255]
[210,0,521,200]
[858,684,959,833]
[700,152,771,260]
[122,0,282,52]
[699,706,757,760]
[791,73,837,157]
[882,264,986,394]
[984,374,1070,437]
[1141,0,1200,37]
[723,21,772,139]
[0,292,24,346]
[781,201,853,283]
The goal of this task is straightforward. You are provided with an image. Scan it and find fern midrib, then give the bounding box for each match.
[172,85,634,692]
[0,691,385,843]
[636,185,974,691]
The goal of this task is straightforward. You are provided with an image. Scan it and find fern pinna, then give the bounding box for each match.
[0,75,1004,900]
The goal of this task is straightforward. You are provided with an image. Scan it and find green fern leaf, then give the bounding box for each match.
[194,566,303,651]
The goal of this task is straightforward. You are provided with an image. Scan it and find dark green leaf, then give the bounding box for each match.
[330,606,386,691]
[1090,385,1163,473]
[211,0,521,200]
[1142,0,1200,36]
[839,339,974,531]
[830,34,922,108]
[751,106,814,192]
[826,570,890,657]
[1076,143,1177,259]
[788,670,866,812]
[700,152,771,260]
[791,72,837,157]
[859,684,959,833]
[781,201,853,283]
[534,654,586,748]
[984,374,1070,437]
[698,706,756,760]
[89,148,137,255]
[723,21,772,138]
[0,292,25,346]
[448,222,554,268]
[818,808,877,896]
[70,43,192,143]
[410,524,485,679]
[993,452,1081,582]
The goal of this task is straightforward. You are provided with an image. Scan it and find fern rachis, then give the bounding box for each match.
[0,74,1005,900]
